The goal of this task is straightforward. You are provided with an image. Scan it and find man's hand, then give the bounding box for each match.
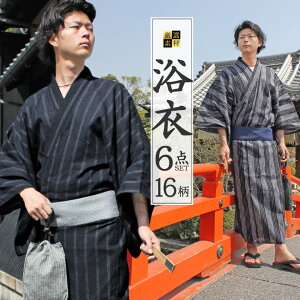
[217,127,232,164]
[219,144,232,164]
[276,130,289,162]
[138,225,160,259]
[132,192,161,259]
[19,187,52,221]
[278,143,290,162]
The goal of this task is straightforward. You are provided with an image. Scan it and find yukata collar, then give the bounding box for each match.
[236,57,263,103]
[49,66,94,103]
[50,66,93,86]
[236,57,260,71]
[235,57,262,81]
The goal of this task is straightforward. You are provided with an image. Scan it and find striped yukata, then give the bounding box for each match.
[0,67,151,299]
[196,58,300,244]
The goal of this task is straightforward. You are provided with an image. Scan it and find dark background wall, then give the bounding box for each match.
[0,32,29,143]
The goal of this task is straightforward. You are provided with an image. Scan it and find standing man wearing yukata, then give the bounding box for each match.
[196,21,300,273]
[0,0,160,298]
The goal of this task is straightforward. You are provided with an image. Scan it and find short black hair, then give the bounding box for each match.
[234,21,266,54]
[36,0,96,65]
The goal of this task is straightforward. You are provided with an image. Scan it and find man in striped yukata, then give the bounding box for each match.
[0,0,159,298]
[196,21,300,273]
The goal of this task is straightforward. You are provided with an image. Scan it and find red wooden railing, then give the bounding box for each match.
[127,164,300,300]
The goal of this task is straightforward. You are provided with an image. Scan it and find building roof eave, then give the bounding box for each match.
[0,34,38,90]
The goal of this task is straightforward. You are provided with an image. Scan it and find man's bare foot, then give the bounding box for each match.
[244,243,261,265]
[275,244,300,269]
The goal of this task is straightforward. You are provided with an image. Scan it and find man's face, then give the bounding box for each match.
[237,28,262,55]
[49,10,95,61]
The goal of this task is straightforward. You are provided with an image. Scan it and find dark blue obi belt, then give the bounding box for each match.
[231,126,274,141]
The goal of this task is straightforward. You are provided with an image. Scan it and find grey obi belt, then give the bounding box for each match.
[41,190,119,227]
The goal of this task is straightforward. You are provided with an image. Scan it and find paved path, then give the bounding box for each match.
[189,235,300,300]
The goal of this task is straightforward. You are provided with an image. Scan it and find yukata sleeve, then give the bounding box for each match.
[115,86,150,200]
[195,71,233,137]
[108,84,152,258]
[0,107,36,215]
[273,74,300,134]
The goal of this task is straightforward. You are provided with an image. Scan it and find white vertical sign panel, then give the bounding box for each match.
[151,18,193,205]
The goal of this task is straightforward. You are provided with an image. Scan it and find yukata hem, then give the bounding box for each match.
[234,227,285,244]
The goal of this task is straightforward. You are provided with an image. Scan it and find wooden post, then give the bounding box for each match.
[200,174,224,243]
[296,145,300,178]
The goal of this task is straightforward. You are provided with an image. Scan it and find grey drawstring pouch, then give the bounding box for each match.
[22,223,68,300]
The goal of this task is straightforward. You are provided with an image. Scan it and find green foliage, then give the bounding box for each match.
[3,28,28,34]
[193,129,234,197]
[194,130,218,197]
[138,108,151,138]
[101,74,119,82]
[193,130,219,164]
[120,75,151,109]
[155,210,235,241]
[289,147,296,174]
[121,75,141,91]
[224,209,235,231]
[155,217,199,240]
[101,74,150,109]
